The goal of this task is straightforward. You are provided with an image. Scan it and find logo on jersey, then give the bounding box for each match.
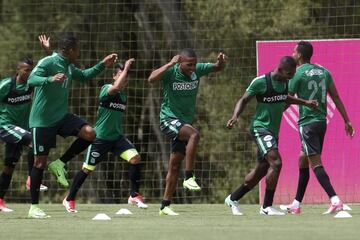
[262,94,287,103]
[91,152,100,158]
[173,80,199,91]
[109,102,126,111]
[283,95,336,131]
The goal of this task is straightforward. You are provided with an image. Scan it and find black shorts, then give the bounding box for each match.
[0,125,32,166]
[299,121,327,156]
[83,136,138,170]
[250,128,279,161]
[31,113,87,156]
[160,118,188,155]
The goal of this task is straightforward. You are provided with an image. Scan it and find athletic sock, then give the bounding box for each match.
[185,170,194,180]
[295,168,309,203]
[263,189,275,208]
[330,195,341,205]
[291,199,301,208]
[230,184,251,201]
[30,167,44,204]
[0,172,12,199]
[160,200,171,210]
[27,149,34,176]
[129,164,141,197]
[60,138,92,164]
[313,166,336,198]
[67,170,88,201]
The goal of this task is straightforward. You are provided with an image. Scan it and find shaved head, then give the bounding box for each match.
[180,48,197,58]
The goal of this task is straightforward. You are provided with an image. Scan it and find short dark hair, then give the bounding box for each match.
[297,41,313,61]
[58,33,79,51]
[280,56,297,69]
[19,57,33,66]
[180,48,197,58]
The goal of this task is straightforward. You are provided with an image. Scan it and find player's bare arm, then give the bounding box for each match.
[227,92,253,129]
[286,95,318,109]
[148,55,182,83]
[213,51,227,72]
[328,82,355,137]
[108,58,135,95]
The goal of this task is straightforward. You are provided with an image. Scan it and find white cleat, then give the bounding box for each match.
[225,195,243,215]
[260,206,285,216]
[128,194,148,209]
[0,199,13,212]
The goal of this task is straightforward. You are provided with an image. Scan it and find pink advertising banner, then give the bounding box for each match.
[257,39,360,203]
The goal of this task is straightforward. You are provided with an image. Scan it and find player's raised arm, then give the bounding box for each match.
[328,82,355,137]
[72,53,118,82]
[148,55,181,83]
[108,58,135,95]
[212,51,227,72]
[227,92,253,129]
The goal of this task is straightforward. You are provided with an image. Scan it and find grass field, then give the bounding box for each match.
[1,204,359,240]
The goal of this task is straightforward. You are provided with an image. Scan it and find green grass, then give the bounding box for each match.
[1,204,359,240]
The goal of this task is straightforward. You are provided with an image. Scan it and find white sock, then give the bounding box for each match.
[330,195,340,205]
[292,199,301,208]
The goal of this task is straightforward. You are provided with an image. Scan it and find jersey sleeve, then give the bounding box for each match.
[195,63,214,78]
[0,78,11,100]
[27,57,53,86]
[288,71,302,94]
[325,69,334,87]
[99,84,111,100]
[160,65,174,83]
[72,61,105,83]
[246,77,265,96]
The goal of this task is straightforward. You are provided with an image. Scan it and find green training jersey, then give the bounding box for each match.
[28,52,105,127]
[160,63,214,123]
[289,63,334,126]
[246,73,288,137]
[0,77,32,129]
[94,84,126,141]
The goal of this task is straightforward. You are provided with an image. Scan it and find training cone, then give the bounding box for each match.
[343,204,352,211]
[334,211,352,218]
[116,208,132,215]
[92,213,111,220]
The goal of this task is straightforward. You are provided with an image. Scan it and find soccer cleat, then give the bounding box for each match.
[183,177,201,191]
[279,204,301,214]
[159,206,179,216]
[323,202,343,214]
[28,205,51,219]
[48,159,69,187]
[224,195,243,215]
[63,198,77,213]
[128,193,148,209]
[260,206,285,216]
[0,198,13,212]
[26,176,48,192]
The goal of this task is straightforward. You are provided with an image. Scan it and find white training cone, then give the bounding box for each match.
[334,211,352,218]
[343,204,352,211]
[116,208,133,215]
[92,213,111,220]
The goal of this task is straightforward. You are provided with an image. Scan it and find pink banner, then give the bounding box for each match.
[257,39,360,203]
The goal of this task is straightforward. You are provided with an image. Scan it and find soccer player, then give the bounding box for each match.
[62,58,148,213]
[225,56,318,216]
[27,34,117,218]
[279,41,355,215]
[0,35,53,212]
[148,48,226,215]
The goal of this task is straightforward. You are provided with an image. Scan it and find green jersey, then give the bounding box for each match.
[289,63,334,126]
[94,84,126,141]
[28,52,105,127]
[0,77,32,129]
[160,63,214,123]
[246,73,288,137]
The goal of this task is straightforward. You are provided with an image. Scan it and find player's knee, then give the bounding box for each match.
[3,165,15,175]
[129,155,141,165]
[81,126,96,141]
[270,159,282,172]
[82,168,92,175]
[190,131,200,143]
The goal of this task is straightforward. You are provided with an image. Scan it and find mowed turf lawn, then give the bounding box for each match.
[0,204,359,240]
